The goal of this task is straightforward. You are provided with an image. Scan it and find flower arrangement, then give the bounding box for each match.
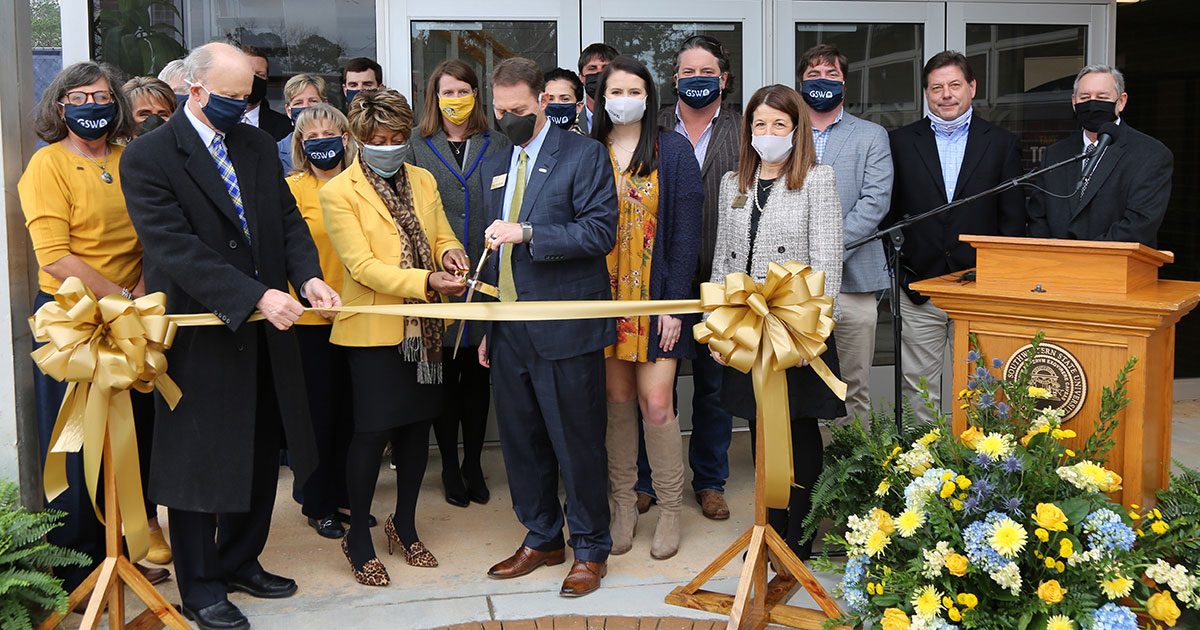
[809,334,1200,630]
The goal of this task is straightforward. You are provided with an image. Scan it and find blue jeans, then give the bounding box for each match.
[636,350,732,497]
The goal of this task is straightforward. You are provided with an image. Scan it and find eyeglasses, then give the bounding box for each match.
[62,90,114,106]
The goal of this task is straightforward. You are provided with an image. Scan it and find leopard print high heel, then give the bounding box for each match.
[342,536,390,586]
[384,515,438,567]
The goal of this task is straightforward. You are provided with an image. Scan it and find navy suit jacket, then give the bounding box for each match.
[478,123,618,361]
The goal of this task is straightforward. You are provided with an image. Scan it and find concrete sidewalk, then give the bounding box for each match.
[61,401,1200,629]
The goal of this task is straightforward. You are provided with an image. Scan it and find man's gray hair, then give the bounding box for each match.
[157,59,185,83]
[181,42,244,85]
[1074,64,1125,96]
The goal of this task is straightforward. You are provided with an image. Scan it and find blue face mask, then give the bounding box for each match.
[676,75,721,109]
[289,107,308,122]
[545,103,577,130]
[198,84,248,134]
[62,102,115,141]
[304,136,345,171]
[800,78,844,112]
[344,89,361,108]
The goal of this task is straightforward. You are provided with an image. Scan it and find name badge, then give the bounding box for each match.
[490,174,507,190]
[732,195,747,209]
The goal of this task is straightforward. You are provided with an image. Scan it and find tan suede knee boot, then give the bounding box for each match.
[644,414,685,559]
[606,400,639,555]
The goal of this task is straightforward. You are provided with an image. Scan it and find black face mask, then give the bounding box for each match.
[247,75,268,105]
[584,73,601,99]
[138,114,166,135]
[1073,99,1118,133]
[496,111,537,146]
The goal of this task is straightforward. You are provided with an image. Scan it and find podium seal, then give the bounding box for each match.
[1003,342,1087,421]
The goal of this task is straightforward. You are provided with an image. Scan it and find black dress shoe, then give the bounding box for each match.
[181,600,250,630]
[463,469,490,505]
[335,512,377,528]
[442,471,470,507]
[308,515,346,539]
[226,570,298,599]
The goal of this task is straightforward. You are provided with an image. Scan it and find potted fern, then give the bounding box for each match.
[0,480,91,629]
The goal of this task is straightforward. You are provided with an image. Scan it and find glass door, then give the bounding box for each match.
[946,2,1111,169]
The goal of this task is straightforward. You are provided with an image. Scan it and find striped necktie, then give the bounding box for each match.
[498,150,527,302]
[207,134,252,245]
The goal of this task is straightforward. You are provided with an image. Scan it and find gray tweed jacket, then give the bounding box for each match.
[710,166,844,319]
[819,111,893,293]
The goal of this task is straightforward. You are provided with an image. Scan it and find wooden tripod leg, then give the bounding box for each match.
[763,528,844,620]
[78,557,119,630]
[37,564,104,630]
[726,526,768,630]
[116,557,191,630]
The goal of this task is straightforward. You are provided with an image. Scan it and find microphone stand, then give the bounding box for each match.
[846,149,1094,432]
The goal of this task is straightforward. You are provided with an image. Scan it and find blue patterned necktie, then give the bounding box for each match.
[207,134,252,245]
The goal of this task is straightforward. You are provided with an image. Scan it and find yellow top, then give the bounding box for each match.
[287,171,346,326]
[321,160,464,347]
[18,142,142,294]
[605,150,660,363]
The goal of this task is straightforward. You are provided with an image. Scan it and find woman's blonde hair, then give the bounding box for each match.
[283,73,327,105]
[347,89,413,144]
[290,103,356,175]
[121,76,177,117]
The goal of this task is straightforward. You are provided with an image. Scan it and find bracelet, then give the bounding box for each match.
[521,222,532,243]
[121,287,134,300]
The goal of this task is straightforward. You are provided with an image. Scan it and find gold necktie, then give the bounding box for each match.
[498,150,527,302]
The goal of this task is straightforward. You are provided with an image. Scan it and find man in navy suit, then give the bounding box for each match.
[476,57,617,597]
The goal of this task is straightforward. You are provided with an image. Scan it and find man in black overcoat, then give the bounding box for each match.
[120,42,340,630]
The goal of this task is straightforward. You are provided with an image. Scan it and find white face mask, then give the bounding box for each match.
[360,143,408,177]
[604,96,647,125]
[751,131,795,164]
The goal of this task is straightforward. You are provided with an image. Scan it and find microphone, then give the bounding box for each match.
[1079,122,1121,191]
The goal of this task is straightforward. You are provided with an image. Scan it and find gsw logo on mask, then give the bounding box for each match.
[808,90,834,99]
[309,150,339,160]
[683,87,713,98]
[75,118,110,129]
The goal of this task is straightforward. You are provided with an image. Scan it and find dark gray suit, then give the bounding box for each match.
[478,122,617,561]
[1028,123,1172,248]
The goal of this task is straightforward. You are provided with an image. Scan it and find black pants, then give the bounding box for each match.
[294,326,352,519]
[490,322,611,562]
[168,343,284,611]
[433,348,490,483]
[748,415,824,560]
[343,420,432,565]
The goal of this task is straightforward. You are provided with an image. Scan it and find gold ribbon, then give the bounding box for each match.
[31,278,182,563]
[692,262,846,508]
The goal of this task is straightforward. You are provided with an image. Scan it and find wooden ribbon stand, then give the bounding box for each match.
[665,412,852,630]
[38,430,189,630]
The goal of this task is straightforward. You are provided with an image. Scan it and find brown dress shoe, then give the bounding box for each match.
[560,560,606,597]
[696,490,731,520]
[135,563,171,586]
[636,492,655,514]
[487,546,566,579]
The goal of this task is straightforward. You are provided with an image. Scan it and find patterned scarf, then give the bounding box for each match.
[361,162,443,383]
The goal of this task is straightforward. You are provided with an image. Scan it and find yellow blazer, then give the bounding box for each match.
[321,160,463,347]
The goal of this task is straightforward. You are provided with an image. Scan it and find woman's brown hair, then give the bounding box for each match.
[347,89,414,144]
[35,62,135,143]
[735,84,817,194]
[121,76,177,117]
[417,59,488,139]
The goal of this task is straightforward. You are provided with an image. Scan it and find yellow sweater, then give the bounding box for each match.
[18,142,142,294]
[287,171,346,325]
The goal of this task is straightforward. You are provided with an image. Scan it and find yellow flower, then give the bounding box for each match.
[1147,591,1182,627]
[942,596,954,609]
[948,606,962,622]
[918,429,941,446]
[881,608,910,630]
[911,585,943,619]
[940,482,956,499]
[1065,449,1076,457]
[957,593,978,609]
[867,582,878,595]
[956,475,971,490]
[1037,579,1067,604]
[1128,511,1142,520]
[989,517,1028,557]
[945,553,968,577]
[941,472,955,482]
[866,530,890,557]
[1099,576,1133,600]
[960,425,983,449]
[1059,538,1074,558]
[1055,560,1065,573]
[1151,520,1170,535]
[1035,550,1044,559]
[896,510,925,537]
[1047,615,1075,630]
[872,508,896,535]
[1153,508,1163,519]
[892,446,903,455]
[957,388,976,400]
[1058,429,1076,439]
[1035,528,1050,543]
[876,480,892,496]
[1045,555,1058,569]
[1034,503,1069,532]
[976,432,1013,460]
[951,498,964,511]
[1028,386,1051,398]
[1052,429,1065,439]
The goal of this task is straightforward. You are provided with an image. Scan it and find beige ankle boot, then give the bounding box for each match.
[606,400,639,555]
[644,415,685,559]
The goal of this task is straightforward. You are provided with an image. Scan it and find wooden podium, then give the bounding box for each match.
[910,236,1200,508]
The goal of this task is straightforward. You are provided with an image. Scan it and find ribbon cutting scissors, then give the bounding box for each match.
[451,247,492,359]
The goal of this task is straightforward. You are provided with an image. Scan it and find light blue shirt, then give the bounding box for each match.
[672,101,719,167]
[811,108,845,164]
[584,106,594,133]
[498,119,551,261]
[931,110,972,201]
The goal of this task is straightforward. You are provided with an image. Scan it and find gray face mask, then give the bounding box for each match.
[360,143,407,177]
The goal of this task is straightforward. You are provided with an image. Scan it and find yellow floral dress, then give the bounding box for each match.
[605,149,660,362]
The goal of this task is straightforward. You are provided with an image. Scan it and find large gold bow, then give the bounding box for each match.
[31,278,182,562]
[693,262,847,508]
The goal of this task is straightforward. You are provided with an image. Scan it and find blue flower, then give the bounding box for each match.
[1083,509,1136,555]
[997,402,1010,419]
[1002,457,1023,474]
[975,366,989,379]
[1002,497,1024,517]
[840,554,870,613]
[971,478,993,498]
[1085,603,1138,630]
[992,357,1003,369]
[967,350,981,363]
[978,394,995,408]
[975,452,993,468]
[968,379,977,390]
[963,495,982,514]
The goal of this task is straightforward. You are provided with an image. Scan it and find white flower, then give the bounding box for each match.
[1146,560,1200,606]
[989,562,1022,594]
[921,541,954,579]
[897,442,934,476]
[1066,547,1103,567]
[903,467,956,513]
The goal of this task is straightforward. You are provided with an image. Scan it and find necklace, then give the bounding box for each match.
[751,164,775,212]
[609,137,637,153]
[447,139,466,156]
[68,137,113,184]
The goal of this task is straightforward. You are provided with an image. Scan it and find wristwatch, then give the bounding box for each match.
[121,288,134,300]
[521,222,532,243]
